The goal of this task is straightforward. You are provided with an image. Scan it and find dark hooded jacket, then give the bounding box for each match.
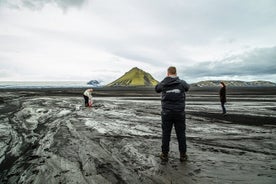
[155,76,190,112]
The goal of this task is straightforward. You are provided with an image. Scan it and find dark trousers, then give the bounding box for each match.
[221,101,226,114]
[161,111,186,154]
[83,95,89,106]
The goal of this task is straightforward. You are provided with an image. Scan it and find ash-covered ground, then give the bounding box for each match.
[0,89,276,184]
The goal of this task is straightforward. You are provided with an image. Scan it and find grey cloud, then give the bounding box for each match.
[0,0,86,10]
[0,0,276,82]
[145,0,276,45]
[180,46,276,78]
[0,72,9,78]
[113,51,165,67]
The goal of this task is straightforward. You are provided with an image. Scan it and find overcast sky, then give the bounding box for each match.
[0,0,275,83]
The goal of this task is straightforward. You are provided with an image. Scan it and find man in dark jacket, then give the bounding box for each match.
[155,66,190,162]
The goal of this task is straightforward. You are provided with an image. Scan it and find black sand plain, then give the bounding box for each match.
[0,86,275,184]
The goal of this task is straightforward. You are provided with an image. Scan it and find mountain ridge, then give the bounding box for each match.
[192,80,276,87]
[107,67,159,87]
[87,80,102,87]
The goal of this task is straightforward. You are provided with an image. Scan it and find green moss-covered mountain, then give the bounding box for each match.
[107,67,159,87]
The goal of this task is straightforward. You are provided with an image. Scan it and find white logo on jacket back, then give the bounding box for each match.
[166,89,181,93]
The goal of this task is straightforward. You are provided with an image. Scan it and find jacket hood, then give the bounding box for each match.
[162,76,182,87]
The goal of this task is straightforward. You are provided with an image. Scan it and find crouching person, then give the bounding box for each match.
[83,88,93,107]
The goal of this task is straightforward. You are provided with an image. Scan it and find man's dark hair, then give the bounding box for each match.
[168,66,176,75]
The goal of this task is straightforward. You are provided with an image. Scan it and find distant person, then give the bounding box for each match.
[219,81,226,114]
[155,66,190,162]
[83,88,93,107]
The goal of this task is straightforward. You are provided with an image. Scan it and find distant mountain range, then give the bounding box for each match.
[86,67,276,87]
[87,80,102,87]
[107,67,159,87]
[192,80,276,87]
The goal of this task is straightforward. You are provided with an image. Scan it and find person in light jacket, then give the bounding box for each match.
[83,88,93,107]
[155,66,190,162]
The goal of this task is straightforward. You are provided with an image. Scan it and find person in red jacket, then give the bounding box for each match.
[219,81,227,114]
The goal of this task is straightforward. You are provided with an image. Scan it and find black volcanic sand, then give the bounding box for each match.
[0,87,276,184]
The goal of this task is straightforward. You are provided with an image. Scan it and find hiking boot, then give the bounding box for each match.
[160,153,168,162]
[180,153,188,162]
